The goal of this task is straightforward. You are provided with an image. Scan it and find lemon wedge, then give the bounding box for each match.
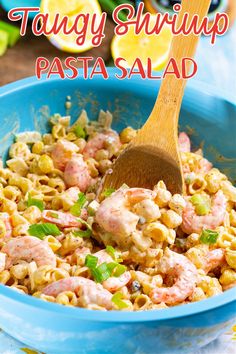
[111,16,172,71]
[40,0,102,53]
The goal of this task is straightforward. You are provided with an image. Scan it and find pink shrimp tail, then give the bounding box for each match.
[178,132,191,153]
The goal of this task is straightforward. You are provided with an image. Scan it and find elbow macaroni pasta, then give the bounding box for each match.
[0,110,235,311]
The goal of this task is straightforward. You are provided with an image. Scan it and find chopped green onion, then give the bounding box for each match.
[70,203,83,217]
[101,188,116,198]
[106,262,118,273]
[74,125,86,139]
[27,195,44,212]
[113,264,127,277]
[70,192,87,216]
[73,229,92,238]
[95,262,115,282]
[85,254,98,269]
[190,194,211,216]
[28,223,61,239]
[76,217,92,231]
[91,262,116,283]
[200,229,219,244]
[111,292,128,309]
[195,204,210,216]
[106,245,116,259]
[85,255,117,283]
[47,211,59,219]
[106,245,122,263]
[90,268,104,283]
[85,250,126,283]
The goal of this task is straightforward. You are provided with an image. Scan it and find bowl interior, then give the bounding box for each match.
[0,71,236,183]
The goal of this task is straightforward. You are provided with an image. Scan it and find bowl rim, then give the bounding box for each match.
[0,284,235,322]
[0,69,235,323]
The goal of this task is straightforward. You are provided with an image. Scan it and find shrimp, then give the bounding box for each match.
[51,140,79,171]
[150,249,198,305]
[2,236,57,268]
[64,155,92,192]
[0,212,12,241]
[204,248,225,274]
[42,276,113,310]
[64,187,81,201]
[42,210,81,228]
[182,190,227,234]
[197,158,212,174]
[83,131,121,159]
[95,188,155,245]
[178,132,191,153]
[94,250,131,292]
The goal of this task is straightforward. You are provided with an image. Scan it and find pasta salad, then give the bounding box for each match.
[0,109,235,311]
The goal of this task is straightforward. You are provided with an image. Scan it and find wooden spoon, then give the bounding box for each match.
[103,0,211,195]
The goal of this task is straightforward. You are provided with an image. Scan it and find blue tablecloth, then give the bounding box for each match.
[0,21,235,354]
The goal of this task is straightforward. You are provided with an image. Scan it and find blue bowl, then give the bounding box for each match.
[0,69,235,354]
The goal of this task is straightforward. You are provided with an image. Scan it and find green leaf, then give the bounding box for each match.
[200,229,219,244]
[70,192,87,216]
[74,125,86,139]
[27,195,44,212]
[111,292,128,309]
[101,188,116,198]
[28,223,61,239]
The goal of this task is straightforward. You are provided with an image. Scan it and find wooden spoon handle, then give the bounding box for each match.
[147,0,211,130]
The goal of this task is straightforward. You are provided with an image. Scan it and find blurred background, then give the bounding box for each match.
[0,0,235,102]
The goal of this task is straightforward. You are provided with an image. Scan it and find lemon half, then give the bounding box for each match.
[111,16,172,71]
[40,0,102,53]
